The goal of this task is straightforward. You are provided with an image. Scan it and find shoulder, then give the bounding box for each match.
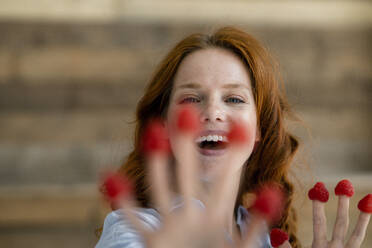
[95,208,161,248]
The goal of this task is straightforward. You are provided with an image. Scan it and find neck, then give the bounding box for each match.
[202,168,242,238]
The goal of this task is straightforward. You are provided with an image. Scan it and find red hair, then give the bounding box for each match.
[118,26,301,247]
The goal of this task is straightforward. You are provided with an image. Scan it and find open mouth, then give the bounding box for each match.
[195,135,229,155]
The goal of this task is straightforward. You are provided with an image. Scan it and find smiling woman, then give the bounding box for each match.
[95,26,371,248]
[97,26,300,248]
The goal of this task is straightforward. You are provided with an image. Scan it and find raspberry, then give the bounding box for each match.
[176,105,200,133]
[103,171,132,203]
[358,194,372,213]
[252,184,284,221]
[308,182,329,202]
[142,119,170,155]
[335,179,354,197]
[270,228,289,247]
[227,121,248,145]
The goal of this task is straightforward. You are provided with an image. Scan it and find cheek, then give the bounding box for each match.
[242,121,258,154]
[236,114,259,158]
[234,108,258,140]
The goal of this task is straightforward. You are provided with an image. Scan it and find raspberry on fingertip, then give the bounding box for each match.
[102,171,132,204]
[176,105,200,133]
[251,184,284,222]
[141,119,170,155]
[358,194,372,213]
[227,121,248,145]
[308,182,329,203]
[270,228,289,247]
[335,179,354,197]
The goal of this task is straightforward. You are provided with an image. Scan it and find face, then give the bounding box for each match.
[166,48,259,180]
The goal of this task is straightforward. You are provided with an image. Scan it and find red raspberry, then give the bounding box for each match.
[227,121,248,145]
[103,171,132,203]
[270,228,289,247]
[358,194,372,213]
[142,119,170,155]
[176,105,200,133]
[335,179,354,197]
[308,182,329,202]
[252,184,284,221]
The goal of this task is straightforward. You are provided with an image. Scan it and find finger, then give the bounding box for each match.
[241,187,285,248]
[208,121,251,220]
[148,152,172,216]
[346,212,371,248]
[173,106,201,215]
[332,195,350,242]
[278,240,292,248]
[208,145,244,220]
[240,215,266,248]
[102,171,149,235]
[312,200,328,246]
[118,197,149,235]
[175,132,200,215]
[142,119,172,216]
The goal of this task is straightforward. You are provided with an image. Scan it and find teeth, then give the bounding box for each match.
[195,135,228,143]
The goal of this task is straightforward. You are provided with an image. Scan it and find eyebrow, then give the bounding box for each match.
[177,83,201,89]
[176,82,250,90]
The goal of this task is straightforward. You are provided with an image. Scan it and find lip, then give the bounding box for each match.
[198,147,227,156]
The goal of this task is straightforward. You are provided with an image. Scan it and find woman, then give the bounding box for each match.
[96,27,370,248]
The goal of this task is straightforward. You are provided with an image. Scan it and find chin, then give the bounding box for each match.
[198,156,246,184]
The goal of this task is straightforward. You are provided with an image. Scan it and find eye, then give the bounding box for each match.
[225,97,245,104]
[180,96,200,104]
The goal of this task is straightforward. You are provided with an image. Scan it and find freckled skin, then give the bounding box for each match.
[166,48,259,177]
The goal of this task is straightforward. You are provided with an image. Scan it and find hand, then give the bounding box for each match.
[310,187,370,248]
[105,115,283,248]
[267,183,371,248]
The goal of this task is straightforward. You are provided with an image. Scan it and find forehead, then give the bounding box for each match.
[173,48,252,89]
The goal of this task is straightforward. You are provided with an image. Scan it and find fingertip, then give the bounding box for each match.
[176,105,200,133]
[227,120,248,145]
[335,179,354,197]
[101,171,133,206]
[251,184,284,222]
[358,194,372,213]
[141,119,170,155]
[270,228,289,247]
[308,182,329,203]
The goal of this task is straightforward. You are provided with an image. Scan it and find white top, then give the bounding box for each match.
[95,199,272,248]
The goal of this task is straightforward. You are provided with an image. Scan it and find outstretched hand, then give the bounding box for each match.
[102,106,284,248]
[270,182,371,248]
[101,105,372,248]
[308,181,371,248]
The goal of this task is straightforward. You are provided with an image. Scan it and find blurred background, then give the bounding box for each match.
[0,0,371,247]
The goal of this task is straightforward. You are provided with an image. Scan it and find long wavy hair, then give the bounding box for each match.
[118,26,301,248]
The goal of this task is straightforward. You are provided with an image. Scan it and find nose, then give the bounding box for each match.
[200,100,226,123]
